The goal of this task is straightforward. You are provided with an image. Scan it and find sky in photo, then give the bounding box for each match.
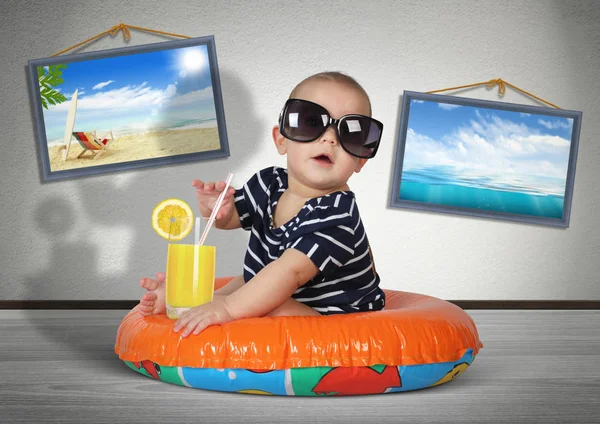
[403,99,574,196]
[40,44,217,144]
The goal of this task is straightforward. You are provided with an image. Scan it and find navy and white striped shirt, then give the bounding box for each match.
[234,166,385,315]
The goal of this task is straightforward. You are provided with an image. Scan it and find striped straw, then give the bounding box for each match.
[198,173,233,246]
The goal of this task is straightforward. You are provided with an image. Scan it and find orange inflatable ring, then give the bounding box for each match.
[115,277,483,396]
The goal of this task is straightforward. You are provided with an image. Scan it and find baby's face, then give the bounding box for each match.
[277,79,370,192]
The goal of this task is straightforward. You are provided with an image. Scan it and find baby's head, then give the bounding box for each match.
[289,72,373,116]
[273,72,383,194]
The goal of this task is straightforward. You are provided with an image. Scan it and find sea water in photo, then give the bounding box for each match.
[399,100,574,219]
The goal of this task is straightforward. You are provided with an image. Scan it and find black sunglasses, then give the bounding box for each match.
[278,99,383,159]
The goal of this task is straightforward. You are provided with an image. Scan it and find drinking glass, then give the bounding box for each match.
[164,216,216,319]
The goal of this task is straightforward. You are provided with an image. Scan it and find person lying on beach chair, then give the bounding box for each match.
[72,130,115,160]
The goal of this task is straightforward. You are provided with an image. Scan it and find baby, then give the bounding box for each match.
[138,71,386,337]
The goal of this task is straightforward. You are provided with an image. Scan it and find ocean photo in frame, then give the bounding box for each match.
[389,91,582,227]
[27,35,229,181]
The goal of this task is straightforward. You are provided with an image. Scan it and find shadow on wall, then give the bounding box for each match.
[24,69,264,362]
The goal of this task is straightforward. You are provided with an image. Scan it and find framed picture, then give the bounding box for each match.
[390,91,583,227]
[27,35,229,181]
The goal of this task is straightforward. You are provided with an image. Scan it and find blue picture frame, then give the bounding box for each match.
[27,35,229,181]
[389,91,582,227]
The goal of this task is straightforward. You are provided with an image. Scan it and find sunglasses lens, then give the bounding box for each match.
[282,101,327,141]
[338,117,381,158]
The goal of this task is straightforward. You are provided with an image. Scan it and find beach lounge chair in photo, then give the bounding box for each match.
[59,89,116,161]
[72,130,115,160]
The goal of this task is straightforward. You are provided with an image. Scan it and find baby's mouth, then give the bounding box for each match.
[312,154,334,164]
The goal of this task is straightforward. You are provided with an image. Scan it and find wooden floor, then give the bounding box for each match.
[1,310,599,424]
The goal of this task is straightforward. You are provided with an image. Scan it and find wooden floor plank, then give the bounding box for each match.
[0,310,598,424]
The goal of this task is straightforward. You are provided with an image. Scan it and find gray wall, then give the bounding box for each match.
[1,0,598,301]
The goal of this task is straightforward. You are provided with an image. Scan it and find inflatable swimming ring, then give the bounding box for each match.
[115,277,483,396]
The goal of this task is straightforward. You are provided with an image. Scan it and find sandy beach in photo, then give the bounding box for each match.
[48,127,220,172]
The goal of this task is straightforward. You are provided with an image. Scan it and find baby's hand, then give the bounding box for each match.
[173,297,233,337]
[192,179,236,222]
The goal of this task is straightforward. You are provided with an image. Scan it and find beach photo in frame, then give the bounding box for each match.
[27,35,229,181]
[390,91,582,227]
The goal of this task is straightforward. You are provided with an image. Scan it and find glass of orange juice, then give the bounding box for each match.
[165,216,216,320]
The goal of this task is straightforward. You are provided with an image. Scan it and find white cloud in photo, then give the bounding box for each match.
[49,81,213,115]
[167,86,213,107]
[471,110,532,141]
[438,103,461,111]
[403,111,571,182]
[64,89,83,98]
[49,81,175,112]
[520,112,531,117]
[43,82,215,143]
[93,80,115,90]
[538,118,571,130]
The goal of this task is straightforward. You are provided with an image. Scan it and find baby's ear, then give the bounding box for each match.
[272,126,287,155]
[355,158,368,173]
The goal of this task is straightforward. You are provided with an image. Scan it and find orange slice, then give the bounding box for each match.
[151,198,194,241]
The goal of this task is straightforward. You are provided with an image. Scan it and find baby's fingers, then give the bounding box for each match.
[214,181,236,194]
[216,180,234,192]
[192,179,205,189]
[216,199,235,220]
[218,186,236,199]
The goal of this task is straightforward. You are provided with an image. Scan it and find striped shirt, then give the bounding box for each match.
[234,166,385,315]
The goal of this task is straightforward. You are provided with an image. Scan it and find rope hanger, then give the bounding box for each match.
[426,78,561,109]
[51,22,191,57]
[51,24,560,110]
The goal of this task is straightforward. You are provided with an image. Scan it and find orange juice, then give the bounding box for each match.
[165,244,216,319]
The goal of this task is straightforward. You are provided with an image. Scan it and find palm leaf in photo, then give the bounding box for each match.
[37,64,68,109]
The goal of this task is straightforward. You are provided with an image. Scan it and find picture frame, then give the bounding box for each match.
[389,91,582,227]
[27,35,229,181]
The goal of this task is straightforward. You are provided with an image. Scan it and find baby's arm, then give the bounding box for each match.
[173,249,319,336]
[223,249,319,319]
[213,275,245,296]
[215,206,241,230]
